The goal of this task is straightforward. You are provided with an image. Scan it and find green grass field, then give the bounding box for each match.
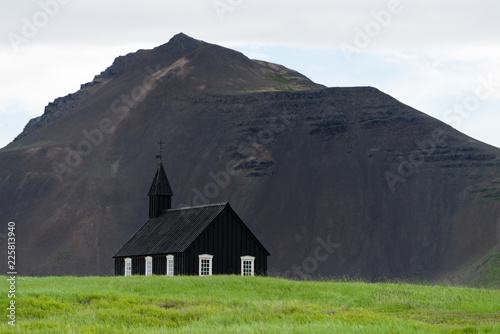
[1,275,499,333]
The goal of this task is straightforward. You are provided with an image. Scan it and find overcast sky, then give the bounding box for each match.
[1,0,499,149]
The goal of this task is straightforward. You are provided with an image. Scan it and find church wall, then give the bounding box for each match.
[183,206,268,275]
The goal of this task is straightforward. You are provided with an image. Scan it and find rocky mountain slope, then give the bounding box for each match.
[1,33,499,284]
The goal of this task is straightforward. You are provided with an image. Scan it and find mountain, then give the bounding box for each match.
[1,33,499,285]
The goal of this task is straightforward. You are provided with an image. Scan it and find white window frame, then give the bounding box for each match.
[145,256,153,276]
[241,256,255,276]
[166,255,174,276]
[124,258,132,277]
[198,254,213,276]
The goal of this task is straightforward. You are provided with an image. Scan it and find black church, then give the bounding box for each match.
[113,153,269,277]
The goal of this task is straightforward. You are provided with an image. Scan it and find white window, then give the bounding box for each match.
[145,256,153,276]
[198,254,213,276]
[166,255,174,276]
[241,256,255,276]
[125,258,132,276]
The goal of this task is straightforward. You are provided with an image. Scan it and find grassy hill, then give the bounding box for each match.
[1,276,499,333]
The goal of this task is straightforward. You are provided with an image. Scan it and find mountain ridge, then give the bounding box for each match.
[1,33,499,286]
[14,33,324,142]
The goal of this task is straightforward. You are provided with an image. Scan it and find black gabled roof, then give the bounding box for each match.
[148,161,173,196]
[113,203,227,257]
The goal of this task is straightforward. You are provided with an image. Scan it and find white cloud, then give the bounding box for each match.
[1,0,499,148]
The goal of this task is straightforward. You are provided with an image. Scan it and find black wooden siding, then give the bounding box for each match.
[132,256,145,275]
[115,257,124,276]
[183,207,268,275]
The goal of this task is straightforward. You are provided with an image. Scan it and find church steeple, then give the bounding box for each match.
[148,140,173,219]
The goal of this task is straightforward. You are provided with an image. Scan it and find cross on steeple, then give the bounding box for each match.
[156,139,164,162]
[149,138,173,218]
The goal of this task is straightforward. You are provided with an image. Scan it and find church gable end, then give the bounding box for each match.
[182,204,269,275]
